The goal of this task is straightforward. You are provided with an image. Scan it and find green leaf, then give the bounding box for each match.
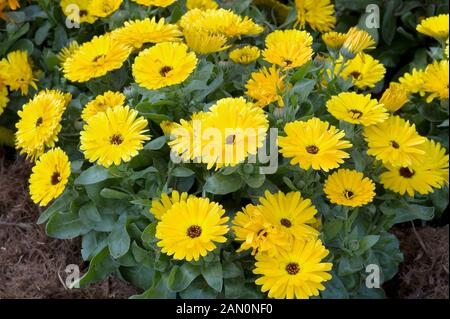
[79,202,102,226]
[204,173,243,195]
[45,212,89,239]
[141,222,157,248]
[167,264,202,292]
[130,273,175,299]
[179,277,219,299]
[222,262,242,279]
[382,0,401,45]
[355,235,380,256]
[37,191,75,224]
[172,166,195,177]
[323,218,343,241]
[108,215,131,259]
[100,188,130,200]
[34,21,51,45]
[380,201,434,225]
[202,261,223,292]
[74,165,113,185]
[75,248,118,287]
[144,136,167,150]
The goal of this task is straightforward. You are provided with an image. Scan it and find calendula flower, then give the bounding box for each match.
[422,60,449,102]
[294,0,336,32]
[254,238,333,299]
[380,83,410,112]
[229,46,261,64]
[201,97,269,169]
[183,27,230,54]
[0,50,38,95]
[60,0,98,24]
[232,204,290,257]
[341,27,376,57]
[326,92,389,126]
[324,169,376,207]
[380,139,449,196]
[130,0,176,7]
[364,115,426,167]
[416,14,449,41]
[89,0,123,18]
[322,31,348,50]
[111,17,182,50]
[63,34,131,83]
[279,117,352,172]
[80,105,150,167]
[0,87,8,115]
[156,197,229,261]
[245,66,286,108]
[29,148,71,207]
[398,68,426,96]
[341,53,386,89]
[81,91,126,122]
[16,90,71,161]
[57,41,80,64]
[150,190,191,220]
[263,29,313,69]
[186,0,218,10]
[133,42,198,90]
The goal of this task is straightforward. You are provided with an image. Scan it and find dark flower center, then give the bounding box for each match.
[344,189,354,200]
[110,134,124,145]
[93,55,105,63]
[187,225,202,238]
[280,218,292,228]
[391,140,400,149]
[285,262,300,275]
[349,109,363,119]
[160,66,173,77]
[80,10,88,17]
[51,172,61,185]
[350,71,362,79]
[284,59,292,66]
[306,145,319,154]
[399,167,415,178]
[225,134,236,145]
[35,117,43,127]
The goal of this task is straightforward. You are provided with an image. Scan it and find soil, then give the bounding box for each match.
[0,154,448,299]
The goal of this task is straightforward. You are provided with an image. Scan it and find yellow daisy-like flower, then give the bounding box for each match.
[423,60,449,102]
[186,0,218,10]
[398,68,426,96]
[254,238,333,299]
[263,29,313,69]
[0,126,15,147]
[0,86,8,115]
[80,105,150,167]
[81,91,125,122]
[324,169,376,207]
[245,66,286,108]
[201,97,269,169]
[29,148,71,207]
[156,197,229,261]
[322,31,348,50]
[341,53,386,89]
[132,42,198,90]
[16,90,70,161]
[150,190,191,220]
[380,82,410,112]
[60,0,98,24]
[111,17,182,50]
[0,50,37,95]
[341,27,376,57]
[326,92,389,126]
[183,27,230,55]
[232,204,290,257]
[57,41,80,64]
[258,191,319,240]
[63,34,131,83]
[380,139,449,196]
[295,0,336,33]
[416,14,449,41]
[229,46,261,64]
[89,0,123,18]
[130,0,176,7]
[364,115,426,167]
[278,117,352,172]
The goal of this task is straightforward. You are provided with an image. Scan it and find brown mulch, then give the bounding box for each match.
[0,155,137,299]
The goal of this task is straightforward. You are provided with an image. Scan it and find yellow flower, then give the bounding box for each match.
[89,0,123,18]
[398,68,426,96]
[0,50,38,95]
[111,17,182,50]
[416,14,449,41]
[132,42,198,90]
[156,196,229,261]
[380,138,449,196]
[322,31,348,50]
[364,115,426,167]
[16,90,71,161]
[341,27,376,57]
[0,86,8,115]
[380,82,410,112]
[326,92,389,126]
[29,148,70,207]
[0,126,15,147]
[324,169,376,207]
[341,53,386,89]
[60,0,98,24]
[263,29,313,69]
[245,66,285,108]
[254,238,332,299]
[160,120,177,136]
[423,60,449,102]
[232,204,290,257]
[63,34,131,83]
[229,46,261,64]
[201,97,269,169]
[130,0,176,7]
[295,0,336,33]
[150,190,191,220]
[57,41,80,64]
[186,0,218,10]
[279,117,352,172]
[183,27,230,55]
[81,91,125,122]
[80,105,150,167]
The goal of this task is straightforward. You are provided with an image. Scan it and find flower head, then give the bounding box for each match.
[245,66,286,108]
[0,50,38,95]
[229,46,261,64]
[295,0,336,32]
[416,14,449,41]
[150,190,191,220]
[341,53,386,89]
[398,68,426,96]
[130,0,176,7]
[422,60,449,102]
[341,27,376,57]
[380,82,410,112]
[57,41,80,64]
[183,27,230,54]
[81,91,126,122]
[60,0,98,24]
[0,87,8,115]
[186,0,218,10]
[89,0,123,18]
[322,31,348,50]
